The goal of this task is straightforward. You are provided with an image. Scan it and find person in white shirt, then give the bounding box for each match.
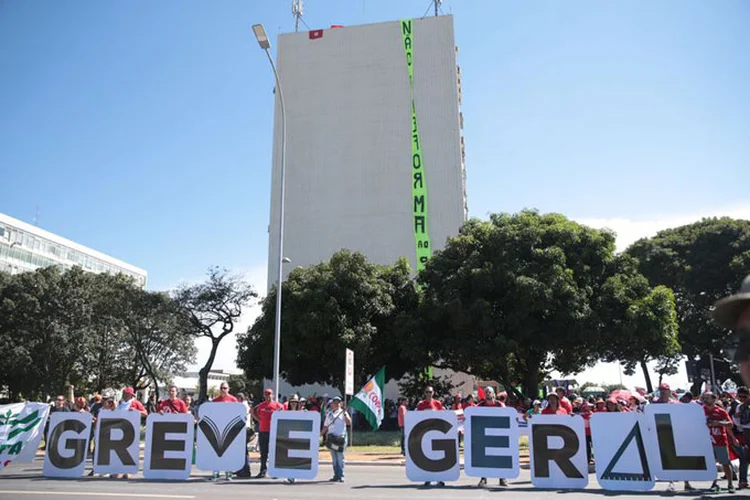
[321,396,351,482]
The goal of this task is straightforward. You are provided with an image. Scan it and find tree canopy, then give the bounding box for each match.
[236,250,418,389]
[0,267,195,402]
[416,211,678,396]
[626,217,750,390]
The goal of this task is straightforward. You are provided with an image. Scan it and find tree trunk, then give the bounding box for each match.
[199,339,221,402]
[640,360,653,393]
[524,368,540,399]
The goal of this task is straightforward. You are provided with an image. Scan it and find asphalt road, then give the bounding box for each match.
[0,460,744,500]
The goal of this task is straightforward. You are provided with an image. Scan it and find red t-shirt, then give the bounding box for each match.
[127,399,147,417]
[417,399,444,411]
[479,399,505,408]
[255,400,283,432]
[462,402,477,409]
[212,394,238,403]
[559,397,573,415]
[398,404,407,428]
[157,398,188,414]
[541,406,568,415]
[705,405,730,447]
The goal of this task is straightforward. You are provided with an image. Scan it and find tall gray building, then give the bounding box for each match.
[267,15,467,288]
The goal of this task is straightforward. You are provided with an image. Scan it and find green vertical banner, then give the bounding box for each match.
[401,19,432,272]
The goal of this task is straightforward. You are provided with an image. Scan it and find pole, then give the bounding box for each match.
[709,353,717,392]
[265,47,287,399]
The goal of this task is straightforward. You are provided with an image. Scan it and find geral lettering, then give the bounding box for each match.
[30,404,717,490]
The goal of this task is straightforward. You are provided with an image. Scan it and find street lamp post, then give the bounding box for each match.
[253,24,287,398]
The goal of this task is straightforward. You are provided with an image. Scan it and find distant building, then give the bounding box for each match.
[172,369,243,398]
[0,212,147,288]
[267,15,467,289]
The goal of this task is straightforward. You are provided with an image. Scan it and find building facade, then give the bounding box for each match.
[0,212,147,288]
[267,15,467,288]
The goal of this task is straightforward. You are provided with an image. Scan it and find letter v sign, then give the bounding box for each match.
[198,416,245,457]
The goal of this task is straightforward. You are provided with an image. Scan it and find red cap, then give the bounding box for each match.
[658,383,670,391]
[123,387,135,396]
[264,388,273,395]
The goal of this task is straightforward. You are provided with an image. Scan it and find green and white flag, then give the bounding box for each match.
[0,403,49,471]
[350,366,385,431]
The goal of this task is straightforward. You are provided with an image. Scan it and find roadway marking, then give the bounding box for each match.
[0,492,195,499]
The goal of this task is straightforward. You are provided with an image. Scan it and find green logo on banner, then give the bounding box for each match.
[401,19,432,272]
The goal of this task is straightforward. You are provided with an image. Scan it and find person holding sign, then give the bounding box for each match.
[252,388,283,478]
[541,392,567,415]
[702,391,736,493]
[157,385,189,414]
[118,387,147,418]
[476,387,509,488]
[322,396,351,483]
[416,386,446,487]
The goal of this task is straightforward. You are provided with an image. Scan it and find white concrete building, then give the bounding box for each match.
[0,212,147,287]
[267,15,467,288]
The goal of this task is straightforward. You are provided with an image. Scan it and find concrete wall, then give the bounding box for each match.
[267,15,466,288]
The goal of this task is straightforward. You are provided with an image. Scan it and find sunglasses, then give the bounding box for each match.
[220,387,228,390]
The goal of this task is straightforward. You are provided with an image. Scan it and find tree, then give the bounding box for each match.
[125,289,196,398]
[174,267,256,402]
[398,373,456,402]
[416,211,676,397]
[596,256,681,392]
[236,251,419,389]
[626,217,750,392]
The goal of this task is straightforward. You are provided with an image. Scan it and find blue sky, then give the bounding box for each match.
[2,1,748,293]
[3,2,750,388]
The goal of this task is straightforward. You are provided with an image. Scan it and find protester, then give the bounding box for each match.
[450,394,463,410]
[605,399,620,413]
[73,396,89,413]
[157,385,189,414]
[555,387,573,414]
[211,382,239,481]
[321,396,351,483]
[397,396,408,456]
[416,386,445,487]
[730,386,750,489]
[89,394,103,418]
[593,398,606,413]
[416,386,444,411]
[232,392,254,478]
[146,393,157,414]
[703,391,736,493]
[252,388,283,479]
[525,400,542,419]
[580,402,594,463]
[212,383,238,403]
[712,274,750,387]
[463,394,477,408]
[542,392,567,415]
[478,387,504,408]
[654,383,678,404]
[118,387,147,418]
[183,394,198,419]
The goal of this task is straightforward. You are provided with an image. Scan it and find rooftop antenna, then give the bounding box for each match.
[434,0,441,16]
[292,0,303,32]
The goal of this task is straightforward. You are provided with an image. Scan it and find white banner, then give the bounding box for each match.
[643,403,715,482]
[404,410,460,483]
[196,403,246,472]
[42,412,92,478]
[269,411,321,480]
[143,413,194,480]
[591,412,654,491]
[463,406,519,479]
[93,410,141,476]
[345,349,355,396]
[0,403,49,470]
[529,415,588,489]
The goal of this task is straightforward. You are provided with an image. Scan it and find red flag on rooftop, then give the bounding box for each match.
[309,29,323,40]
